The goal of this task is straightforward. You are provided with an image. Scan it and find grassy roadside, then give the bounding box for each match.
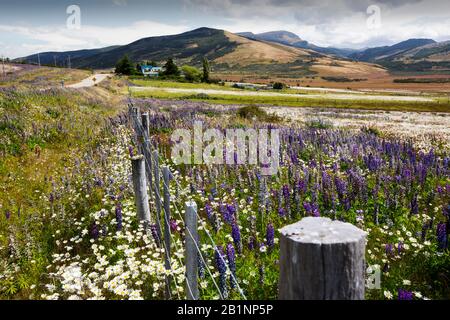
[130,88,450,113]
[0,66,90,89]
[0,84,125,298]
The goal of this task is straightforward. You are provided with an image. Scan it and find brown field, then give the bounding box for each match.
[213,71,450,93]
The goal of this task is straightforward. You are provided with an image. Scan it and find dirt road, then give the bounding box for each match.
[67,74,112,88]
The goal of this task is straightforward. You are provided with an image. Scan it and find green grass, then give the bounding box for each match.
[131,79,241,90]
[130,89,450,113]
[0,87,121,298]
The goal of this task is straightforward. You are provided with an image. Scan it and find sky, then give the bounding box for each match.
[1,0,450,58]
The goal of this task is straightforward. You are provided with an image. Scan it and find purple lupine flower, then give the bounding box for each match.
[205,203,213,220]
[90,223,99,240]
[398,289,414,300]
[278,207,286,217]
[170,219,178,233]
[303,202,312,215]
[248,236,257,251]
[443,204,450,218]
[437,222,448,250]
[49,193,55,203]
[115,202,123,231]
[210,187,218,198]
[398,241,404,254]
[385,243,393,256]
[215,246,228,298]
[297,178,307,195]
[5,210,11,220]
[266,223,275,248]
[226,204,236,222]
[231,222,242,254]
[128,145,134,157]
[312,203,320,217]
[226,243,237,289]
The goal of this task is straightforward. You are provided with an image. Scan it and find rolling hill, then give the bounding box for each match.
[19,46,121,68]
[348,39,436,62]
[237,31,358,57]
[348,39,450,72]
[17,27,385,78]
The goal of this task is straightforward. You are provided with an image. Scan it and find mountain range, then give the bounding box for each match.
[236,31,358,57]
[18,27,450,74]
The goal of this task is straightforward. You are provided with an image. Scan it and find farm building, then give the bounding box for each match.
[140,65,163,77]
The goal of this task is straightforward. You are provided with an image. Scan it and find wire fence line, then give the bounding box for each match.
[126,102,247,300]
[131,106,246,300]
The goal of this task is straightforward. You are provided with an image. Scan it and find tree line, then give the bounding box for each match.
[115,55,210,83]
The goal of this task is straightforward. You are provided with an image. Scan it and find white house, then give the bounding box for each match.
[140,65,163,77]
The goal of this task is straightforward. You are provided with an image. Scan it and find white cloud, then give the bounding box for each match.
[1,20,190,58]
[188,0,450,48]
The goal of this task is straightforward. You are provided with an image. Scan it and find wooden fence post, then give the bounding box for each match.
[140,112,154,207]
[185,201,199,300]
[131,155,151,227]
[279,217,367,300]
[152,150,163,244]
[162,166,172,299]
[141,112,150,137]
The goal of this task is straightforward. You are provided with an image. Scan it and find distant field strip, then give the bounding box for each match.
[131,86,435,102]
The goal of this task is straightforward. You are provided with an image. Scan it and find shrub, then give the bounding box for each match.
[272,82,286,90]
[181,65,202,82]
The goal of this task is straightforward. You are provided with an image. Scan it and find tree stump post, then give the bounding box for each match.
[279,217,367,300]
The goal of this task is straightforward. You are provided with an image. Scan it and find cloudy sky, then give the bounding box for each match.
[1,0,450,58]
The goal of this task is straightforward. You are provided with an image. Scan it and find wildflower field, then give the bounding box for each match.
[0,77,449,300]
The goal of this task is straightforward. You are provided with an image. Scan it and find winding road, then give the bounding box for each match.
[67,73,112,88]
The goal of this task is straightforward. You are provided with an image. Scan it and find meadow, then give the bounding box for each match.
[0,70,449,300]
[130,87,450,113]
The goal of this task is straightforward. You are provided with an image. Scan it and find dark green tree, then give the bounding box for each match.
[115,55,134,75]
[162,58,180,77]
[202,57,210,83]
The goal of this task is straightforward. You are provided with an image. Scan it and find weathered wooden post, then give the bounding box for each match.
[279,217,367,300]
[162,166,172,299]
[141,112,154,203]
[152,150,163,244]
[131,155,151,227]
[141,112,150,137]
[185,201,199,300]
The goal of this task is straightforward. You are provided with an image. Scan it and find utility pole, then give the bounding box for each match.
[37,52,41,67]
[54,55,57,67]
[1,55,5,79]
[68,55,71,69]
